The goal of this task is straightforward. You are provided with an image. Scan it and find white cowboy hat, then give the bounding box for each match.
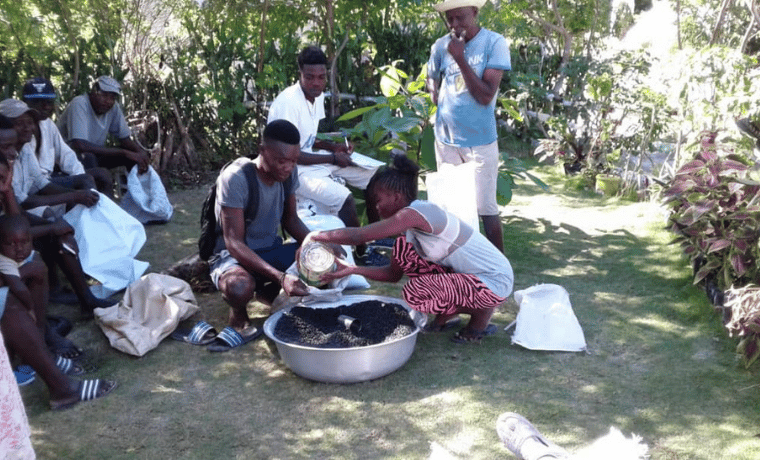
[433,0,487,12]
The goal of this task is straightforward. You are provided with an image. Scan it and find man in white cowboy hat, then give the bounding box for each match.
[57,76,150,174]
[426,0,511,254]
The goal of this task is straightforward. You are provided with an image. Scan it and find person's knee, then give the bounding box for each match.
[20,260,48,284]
[219,271,256,306]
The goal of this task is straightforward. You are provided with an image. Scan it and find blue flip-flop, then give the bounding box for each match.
[207,326,262,353]
[171,320,218,345]
[14,365,35,387]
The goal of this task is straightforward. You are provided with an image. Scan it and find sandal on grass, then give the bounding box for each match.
[450,324,498,344]
[496,412,571,460]
[47,337,84,360]
[207,326,262,353]
[55,356,96,376]
[422,317,462,333]
[14,365,36,387]
[50,379,117,411]
[170,320,218,345]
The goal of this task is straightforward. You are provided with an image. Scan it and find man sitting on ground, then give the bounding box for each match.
[57,76,150,174]
[22,77,113,196]
[207,119,312,352]
[0,113,112,320]
[267,46,386,265]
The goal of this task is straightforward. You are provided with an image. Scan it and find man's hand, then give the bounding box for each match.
[333,140,354,155]
[73,189,100,207]
[0,166,13,194]
[282,273,309,297]
[126,149,150,174]
[447,30,466,62]
[333,150,353,167]
[50,219,75,236]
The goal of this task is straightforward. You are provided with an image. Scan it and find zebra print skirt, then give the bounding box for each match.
[392,236,506,315]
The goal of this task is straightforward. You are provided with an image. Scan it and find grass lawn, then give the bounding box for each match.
[20,165,760,459]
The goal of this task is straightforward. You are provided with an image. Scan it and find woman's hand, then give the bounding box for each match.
[320,257,355,283]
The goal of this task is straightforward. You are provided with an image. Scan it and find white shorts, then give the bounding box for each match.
[296,152,380,215]
[434,140,501,216]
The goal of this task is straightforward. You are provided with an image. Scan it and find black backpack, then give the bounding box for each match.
[198,160,293,260]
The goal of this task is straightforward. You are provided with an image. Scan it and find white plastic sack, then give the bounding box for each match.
[121,165,174,224]
[426,162,479,230]
[511,284,587,352]
[63,192,149,299]
[94,273,199,356]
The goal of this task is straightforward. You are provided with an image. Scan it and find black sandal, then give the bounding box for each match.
[450,324,498,344]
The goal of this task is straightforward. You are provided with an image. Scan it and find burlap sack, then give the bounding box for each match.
[94,273,199,356]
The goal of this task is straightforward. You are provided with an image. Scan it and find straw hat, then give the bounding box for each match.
[433,0,487,12]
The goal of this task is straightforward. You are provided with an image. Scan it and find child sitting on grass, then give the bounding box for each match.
[0,215,117,409]
[311,154,514,343]
[0,214,86,373]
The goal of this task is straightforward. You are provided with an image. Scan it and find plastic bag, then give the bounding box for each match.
[511,284,587,352]
[94,273,199,356]
[121,165,174,224]
[63,193,149,298]
[425,162,479,230]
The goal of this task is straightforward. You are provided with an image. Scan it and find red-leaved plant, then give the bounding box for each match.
[664,132,760,288]
[664,131,760,366]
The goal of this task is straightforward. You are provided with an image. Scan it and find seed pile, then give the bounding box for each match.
[274,300,416,348]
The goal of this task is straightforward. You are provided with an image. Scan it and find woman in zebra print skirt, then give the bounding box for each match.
[310,154,513,343]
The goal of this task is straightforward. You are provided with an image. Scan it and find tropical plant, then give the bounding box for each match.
[664,132,760,290]
[336,61,437,167]
[337,61,548,205]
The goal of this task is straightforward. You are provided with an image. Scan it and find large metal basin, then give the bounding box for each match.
[263,294,426,384]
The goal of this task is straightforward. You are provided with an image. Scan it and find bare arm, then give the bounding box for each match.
[221,206,308,296]
[1,274,34,313]
[281,193,310,244]
[0,170,20,216]
[427,77,440,106]
[321,257,404,284]
[310,207,432,247]
[298,147,352,168]
[447,35,504,105]
[69,137,149,173]
[21,183,98,210]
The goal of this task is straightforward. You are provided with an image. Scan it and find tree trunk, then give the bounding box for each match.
[522,6,574,97]
[330,31,350,120]
[709,0,734,45]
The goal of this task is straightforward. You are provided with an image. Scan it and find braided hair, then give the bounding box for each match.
[368,152,420,204]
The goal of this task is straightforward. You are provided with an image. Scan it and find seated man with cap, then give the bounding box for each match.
[21,77,113,196]
[57,76,150,174]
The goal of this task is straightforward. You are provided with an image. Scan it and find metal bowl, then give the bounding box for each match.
[263,294,426,384]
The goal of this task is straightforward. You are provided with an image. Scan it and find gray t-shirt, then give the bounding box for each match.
[405,200,513,298]
[213,157,299,253]
[57,94,132,146]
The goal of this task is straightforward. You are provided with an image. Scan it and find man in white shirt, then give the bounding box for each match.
[267,46,386,263]
[0,109,113,316]
[22,77,113,196]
